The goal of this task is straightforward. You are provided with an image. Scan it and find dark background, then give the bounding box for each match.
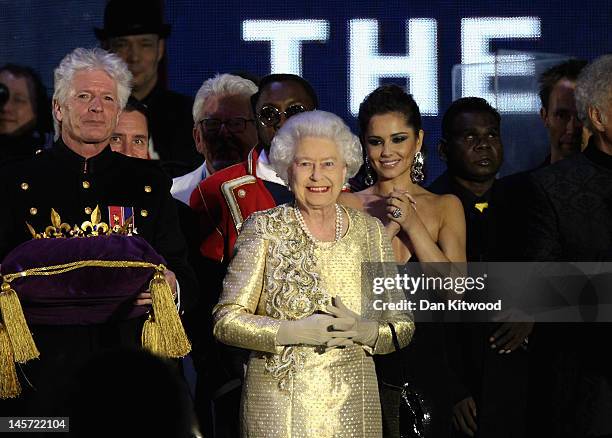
[1,0,611,182]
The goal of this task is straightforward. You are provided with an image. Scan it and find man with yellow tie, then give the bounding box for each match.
[430,97,506,260]
[429,97,530,438]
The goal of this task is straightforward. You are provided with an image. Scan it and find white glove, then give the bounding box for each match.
[326,296,379,347]
[276,313,358,347]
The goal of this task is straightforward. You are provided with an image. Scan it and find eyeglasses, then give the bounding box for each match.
[199,117,254,134]
[256,104,307,127]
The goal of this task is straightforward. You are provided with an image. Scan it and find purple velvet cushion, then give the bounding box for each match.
[1,235,166,325]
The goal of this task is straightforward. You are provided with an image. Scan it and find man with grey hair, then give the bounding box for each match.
[169,73,257,437]
[526,55,612,438]
[0,47,196,413]
[171,73,258,205]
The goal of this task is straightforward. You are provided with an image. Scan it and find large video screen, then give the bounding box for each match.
[1,0,611,180]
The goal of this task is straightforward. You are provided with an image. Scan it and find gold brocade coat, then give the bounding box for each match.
[213,204,414,438]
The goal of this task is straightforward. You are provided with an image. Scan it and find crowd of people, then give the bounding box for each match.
[1,1,612,438]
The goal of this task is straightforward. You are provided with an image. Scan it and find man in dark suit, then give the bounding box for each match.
[526,55,612,438]
[429,97,530,438]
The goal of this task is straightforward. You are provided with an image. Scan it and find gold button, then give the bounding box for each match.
[84,207,92,215]
[237,189,246,198]
[140,209,148,217]
[29,207,37,215]
[21,182,29,190]
[82,181,90,189]
[144,185,152,193]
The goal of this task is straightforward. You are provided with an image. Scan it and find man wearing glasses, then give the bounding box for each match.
[190,73,318,263]
[171,74,258,205]
[169,73,259,438]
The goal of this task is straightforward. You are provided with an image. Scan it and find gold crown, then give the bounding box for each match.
[26,206,134,239]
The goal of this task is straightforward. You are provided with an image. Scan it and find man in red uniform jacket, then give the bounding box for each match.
[190,73,318,263]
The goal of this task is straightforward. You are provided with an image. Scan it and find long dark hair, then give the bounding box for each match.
[358,84,422,136]
[351,84,423,189]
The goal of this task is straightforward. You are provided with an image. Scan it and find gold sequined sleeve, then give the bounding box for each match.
[370,218,415,355]
[212,215,283,355]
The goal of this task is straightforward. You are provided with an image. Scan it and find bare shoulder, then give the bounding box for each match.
[415,188,458,206]
[438,193,463,212]
[412,189,464,224]
[436,193,465,227]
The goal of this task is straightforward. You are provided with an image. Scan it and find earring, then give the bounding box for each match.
[364,156,375,186]
[410,151,425,184]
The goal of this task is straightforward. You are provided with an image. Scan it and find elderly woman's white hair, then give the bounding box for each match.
[52,47,133,140]
[192,73,258,123]
[576,55,612,131]
[270,110,363,184]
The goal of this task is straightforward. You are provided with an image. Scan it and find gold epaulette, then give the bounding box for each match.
[221,175,257,232]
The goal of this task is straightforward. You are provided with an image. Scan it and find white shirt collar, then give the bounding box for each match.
[256,149,286,186]
[171,162,208,205]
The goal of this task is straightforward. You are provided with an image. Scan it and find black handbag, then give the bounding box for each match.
[376,323,430,438]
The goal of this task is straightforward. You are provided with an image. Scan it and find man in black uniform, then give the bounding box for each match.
[429,97,531,438]
[95,0,201,174]
[0,47,197,414]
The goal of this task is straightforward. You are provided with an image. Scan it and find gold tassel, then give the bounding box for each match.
[0,282,39,363]
[141,314,165,355]
[0,322,21,399]
[148,270,191,358]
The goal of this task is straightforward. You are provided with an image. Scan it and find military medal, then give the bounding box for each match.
[108,206,137,234]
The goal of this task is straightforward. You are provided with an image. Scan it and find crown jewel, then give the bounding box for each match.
[26,206,134,239]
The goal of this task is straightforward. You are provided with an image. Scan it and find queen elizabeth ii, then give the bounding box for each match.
[212,110,414,437]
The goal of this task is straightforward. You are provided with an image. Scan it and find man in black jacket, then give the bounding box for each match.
[0,47,197,415]
[526,55,612,438]
[95,0,201,174]
[429,97,530,438]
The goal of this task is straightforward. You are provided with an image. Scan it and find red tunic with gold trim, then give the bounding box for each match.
[189,148,278,263]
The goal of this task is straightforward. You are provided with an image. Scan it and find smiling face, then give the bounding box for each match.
[54,69,120,152]
[289,136,347,212]
[364,112,424,183]
[0,70,36,135]
[442,111,503,182]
